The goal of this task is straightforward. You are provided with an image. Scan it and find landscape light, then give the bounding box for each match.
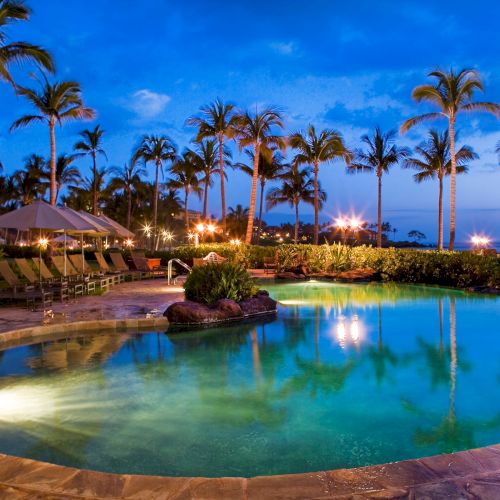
[230,238,241,246]
[125,238,134,248]
[195,223,205,232]
[187,232,195,240]
[206,223,216,233]
[38,237,49,249]
[470,234,491,248]
[349,217,362,229]
[335,217,348,230]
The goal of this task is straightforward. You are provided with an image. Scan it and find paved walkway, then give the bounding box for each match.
[0,279,184,334]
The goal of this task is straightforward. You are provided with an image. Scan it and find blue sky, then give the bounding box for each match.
[1,0,499,244]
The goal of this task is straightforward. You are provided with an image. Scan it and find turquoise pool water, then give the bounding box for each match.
[0,282,499,477]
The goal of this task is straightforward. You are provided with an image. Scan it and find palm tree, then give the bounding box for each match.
[74,125,107,215]
[187,99,238,231]
[133,135,177,236]
[401,68,500,250]
[289,125,351,244]
[233,107,286,243]
[189,139,231,220]
[266,163,322,243]
[11,153,46,205]
[404,130,476,250]
[48,153,82,204]
[10,74,95,206]
[238,149,286,240]
[349,128,409,248]
[168,151,203,234]
[108,162,145,230]
[226,204,249,238]
[0,0,54,88]
[66,166,108,212]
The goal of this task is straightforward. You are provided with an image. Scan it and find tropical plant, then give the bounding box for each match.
[108,162,145,230]
[189,139,231,219]
[289,125,351,244]
[66,166,107,212]
[233,107,286,243]
[0,0,54,88]
[227,204,249,238]
[168,151,203,233]
[187,99,238,231]
[238,148,286,239]
[401,68,500,250]
[11,153,46,205]
[74,125,107,215]
[184,262,255,304]
[404,130,476,250]
[408,230,426,242]
[48,153,81,204]
[266,163,322,243]
[10,73,95,205]
[349,127,409,248]
[132,134,177,234]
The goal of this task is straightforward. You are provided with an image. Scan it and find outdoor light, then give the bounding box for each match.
[206,223,216,233]
[230,238,241,246]
[125,238,134,248]
[349,217,362,230]
[335,217,348,230]
[470,234,491,248]
[187,232,195,240]
[38,237,49,249]
[195,223,205,232]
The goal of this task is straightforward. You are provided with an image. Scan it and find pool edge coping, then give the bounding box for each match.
[0,319,499,498]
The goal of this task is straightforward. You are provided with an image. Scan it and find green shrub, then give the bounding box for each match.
[184,262,256,305]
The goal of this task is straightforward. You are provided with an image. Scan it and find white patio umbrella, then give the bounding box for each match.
[0,201,97,279]
[97,214,134,239]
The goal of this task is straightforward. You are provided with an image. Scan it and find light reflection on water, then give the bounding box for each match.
[0,282,499,477]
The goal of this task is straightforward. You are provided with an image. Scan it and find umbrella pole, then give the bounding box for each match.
[81,234,84,274]
[38,228,42,283]
[64,231,67,277]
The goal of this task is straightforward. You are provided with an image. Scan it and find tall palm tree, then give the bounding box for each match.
[133,135,176,235]
[11,153,46,205]
[47,153,82,204]
[187,99,238,231]
[349,128,409,248]
[0,0,54,88]
[10,74,95,206]
[266,164,322,243]
[226,204,249,238]
[108,162,146,230]
[189,139,231,219]
[168,151,203,234]
[74,125,107,215]
[401,68,500,250]
[66,166,108,212]
[238,149,286,240]
[233,107,286,243]
[404,130,476,250]
[289,125,350,244]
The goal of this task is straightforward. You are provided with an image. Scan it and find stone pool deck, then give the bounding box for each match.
[0,446,500,499]
[1,278,500,498]
[0,279,184,334]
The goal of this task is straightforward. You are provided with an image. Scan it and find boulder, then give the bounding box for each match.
[239,293,277,316]
[165,300,243,324]
[276,271,307,280]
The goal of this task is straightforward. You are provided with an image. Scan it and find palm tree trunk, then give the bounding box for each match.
[184,189,189,232]
[448,117,457,251]
[438,172,443,251]
[313,160,319,245]
[257,178,265,239]
[153,160,160,229]
[449,296,456,421]
[127,189,132,230]
[294,200,299,243]
[245,142,260,244]
[219,133,226,232]
[377,171,382,248]
[203,178,209,219]
[92,152,97,215]
[49,117,56,206]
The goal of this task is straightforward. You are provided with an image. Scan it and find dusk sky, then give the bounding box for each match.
[1,0,499,244]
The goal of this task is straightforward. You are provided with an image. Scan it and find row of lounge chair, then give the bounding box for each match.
[0,251,169,310]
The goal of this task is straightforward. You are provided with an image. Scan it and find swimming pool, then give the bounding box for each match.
[0,282,498,477]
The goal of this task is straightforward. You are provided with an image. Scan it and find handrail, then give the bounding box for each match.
[167,259,192,285]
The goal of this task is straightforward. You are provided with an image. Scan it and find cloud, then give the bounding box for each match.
[127,89,171,120]
[269,41,297,56]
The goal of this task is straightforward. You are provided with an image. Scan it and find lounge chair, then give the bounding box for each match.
[33,257,83,298]
[94,252,124,283]
[52,256,95,295]
[68,254,114,290]
[0,260,53,309]
[109,252,144,280]
[15,258,68,302]
[263,255,277,274]
[131,250,165,278]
